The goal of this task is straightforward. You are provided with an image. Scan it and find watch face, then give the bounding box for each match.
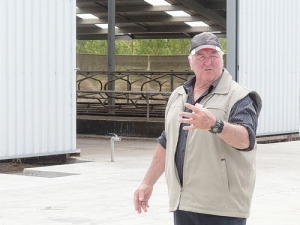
[213,127,219,132]
[209,119,224,134]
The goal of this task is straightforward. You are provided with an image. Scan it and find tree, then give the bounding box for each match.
[77,38,227,55]
[219,38,227,54]
[77,40,108,54]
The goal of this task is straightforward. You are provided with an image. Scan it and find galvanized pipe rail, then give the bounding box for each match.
[77,70,193,119]
[77,90,171,121]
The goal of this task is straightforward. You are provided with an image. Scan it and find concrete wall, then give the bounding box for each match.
[77,118,164,138]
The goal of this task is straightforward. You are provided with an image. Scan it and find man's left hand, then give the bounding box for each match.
[178,103,216,130]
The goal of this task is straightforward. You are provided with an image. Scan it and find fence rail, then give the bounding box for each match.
[77,70,194,119]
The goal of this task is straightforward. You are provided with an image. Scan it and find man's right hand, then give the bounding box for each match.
[133,143,166,214]
[133,183,153,214]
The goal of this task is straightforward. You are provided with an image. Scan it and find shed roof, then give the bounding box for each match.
[77,0,227,40]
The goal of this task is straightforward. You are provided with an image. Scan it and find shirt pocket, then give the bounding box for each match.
[205,104,227,121]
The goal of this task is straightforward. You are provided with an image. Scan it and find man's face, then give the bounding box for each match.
[188,48,223,84]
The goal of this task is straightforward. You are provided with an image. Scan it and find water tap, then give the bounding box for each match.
[109,133,121,162]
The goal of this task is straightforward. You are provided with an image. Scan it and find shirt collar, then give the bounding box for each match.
[183,69,224,95]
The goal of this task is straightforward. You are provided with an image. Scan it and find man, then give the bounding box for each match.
[133,32,262,225]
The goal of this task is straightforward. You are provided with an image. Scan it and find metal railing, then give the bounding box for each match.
[77,70,194,120]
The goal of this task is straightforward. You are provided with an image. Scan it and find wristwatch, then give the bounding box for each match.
[209,119,224,134]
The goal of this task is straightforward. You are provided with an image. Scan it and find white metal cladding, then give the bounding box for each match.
[0,0,77,160]
[238,0,300,136]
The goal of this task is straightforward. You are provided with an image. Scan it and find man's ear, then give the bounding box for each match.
[188,57,194,71]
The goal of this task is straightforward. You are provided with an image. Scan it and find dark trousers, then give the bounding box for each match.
[174,210,247,225]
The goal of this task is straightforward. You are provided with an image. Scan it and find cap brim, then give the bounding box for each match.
[190,45,223,55]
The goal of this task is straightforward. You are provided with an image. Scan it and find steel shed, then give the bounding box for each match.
[236,0,300,136]
[76,0,300,137]
[0,0,78,160]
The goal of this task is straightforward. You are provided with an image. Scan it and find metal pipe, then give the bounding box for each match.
[111,138,114,162]
[146,93,150,121]
[77,90,172,95]
[110,133,121,162]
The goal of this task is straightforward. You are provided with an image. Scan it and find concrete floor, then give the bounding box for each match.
[0,137,299,225]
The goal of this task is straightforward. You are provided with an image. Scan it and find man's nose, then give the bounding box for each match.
[204,57,212,66]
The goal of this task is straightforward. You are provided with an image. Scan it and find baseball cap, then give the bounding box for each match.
[189,32,223,55]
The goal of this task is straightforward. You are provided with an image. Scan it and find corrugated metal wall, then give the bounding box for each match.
[0,0,77,160]
[238,0,300,135]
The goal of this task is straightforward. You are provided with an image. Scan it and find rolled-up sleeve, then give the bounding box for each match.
[228,94,259,151]
[156,130,167,149]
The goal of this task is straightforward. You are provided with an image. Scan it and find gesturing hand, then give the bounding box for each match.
[133,183,153,214]
[178,103,216,130]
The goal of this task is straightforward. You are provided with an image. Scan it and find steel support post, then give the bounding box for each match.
[226,0,239,82]
[108,0,116,114]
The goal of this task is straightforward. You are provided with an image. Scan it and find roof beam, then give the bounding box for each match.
[77,33,189,40]
[78,2,155,33]
[180,0,226,28]
[209,3,226,10]
[76,5,186,14]
[136,23,149,31]
[77,26,225,35]
[77,0,102,2]
[77,16,207,25]
[77,32,226,40]
[77,0,141,3]
[77,34,132,40]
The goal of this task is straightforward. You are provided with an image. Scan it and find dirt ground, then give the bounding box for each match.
[0,155,78,175]
[0,161,38,174]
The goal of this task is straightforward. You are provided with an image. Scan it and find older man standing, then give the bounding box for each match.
[133,32,262,225]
